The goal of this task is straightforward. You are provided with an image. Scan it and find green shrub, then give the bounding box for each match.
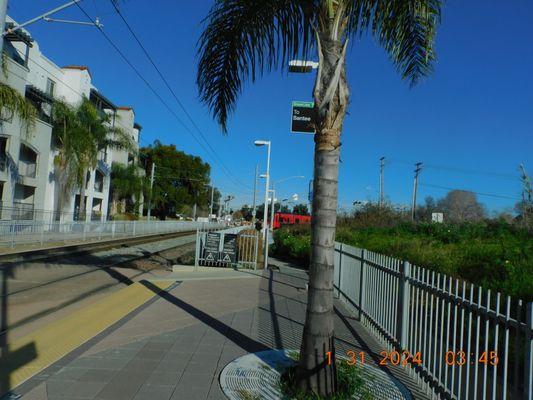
[273,221,532,301]
[272,227,311,266]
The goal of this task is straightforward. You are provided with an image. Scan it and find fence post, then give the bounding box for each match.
[194,228,200,271]
[253,231,259,270]
[11,222,15,248]
[337,243,343,300]
[112,221,116,239]
[396,260,411,350]
[40,223,44,247]
[526,302,533,400]
[358,249,366,321]
[132,220,136,237]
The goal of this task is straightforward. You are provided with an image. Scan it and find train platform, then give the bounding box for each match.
[1,261,429,400]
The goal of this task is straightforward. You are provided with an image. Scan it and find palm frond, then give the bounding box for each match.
[102,126,136,154]
[197,0,314,132]
[0,82,36,132]
[347,0,442,86]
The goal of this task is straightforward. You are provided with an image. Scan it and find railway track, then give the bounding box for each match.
[0,228,202,264]
[0,230,200,343]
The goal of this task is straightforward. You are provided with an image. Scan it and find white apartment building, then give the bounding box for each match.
[0,17,143,222]
[108,106,145,216]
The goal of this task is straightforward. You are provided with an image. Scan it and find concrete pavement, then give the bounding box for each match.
[2,263,428,400]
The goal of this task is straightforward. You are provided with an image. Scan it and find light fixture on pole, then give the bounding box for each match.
[269,175,304,233]
[254,140,271,269]
[288,60,319,73]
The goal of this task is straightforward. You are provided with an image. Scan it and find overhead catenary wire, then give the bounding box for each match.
[419,183,521,201]
[7,48,246,197]
[72,2,249,191]
[388,157,518,181]
[106,0,249,190]
[152,175,254,195]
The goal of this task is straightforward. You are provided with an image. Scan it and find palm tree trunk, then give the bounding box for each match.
[79,169,88,220]
[55,155,69,222]
[56,170,67,221]
[297,28,349,396]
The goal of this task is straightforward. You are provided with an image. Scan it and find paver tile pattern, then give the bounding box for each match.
[10,265,428,399]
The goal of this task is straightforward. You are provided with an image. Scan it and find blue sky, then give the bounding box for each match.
[10,0,533,213]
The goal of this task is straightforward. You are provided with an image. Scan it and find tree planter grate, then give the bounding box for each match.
[219,350,412,399]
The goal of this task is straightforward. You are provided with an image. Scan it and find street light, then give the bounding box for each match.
[269,175,304,233]
[288,60,319,73]
[254,140,271,269]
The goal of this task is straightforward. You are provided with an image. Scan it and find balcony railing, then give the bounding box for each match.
[19,160,37,178]
[12,202,35,220]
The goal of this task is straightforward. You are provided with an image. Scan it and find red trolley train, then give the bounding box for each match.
[272,212,312,230]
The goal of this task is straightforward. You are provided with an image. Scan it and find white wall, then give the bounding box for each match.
[3,16,143,222]
[0,54,53,219]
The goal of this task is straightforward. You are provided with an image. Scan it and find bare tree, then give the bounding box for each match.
[438,190,486,223]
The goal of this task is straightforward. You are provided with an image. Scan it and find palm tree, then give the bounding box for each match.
[73,98,135,219]
[51,100,82,219]
[197,1,442,396]
[51,98,135,220]
[110,162,143,215]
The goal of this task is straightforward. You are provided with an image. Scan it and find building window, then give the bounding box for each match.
[98,149,107,162]
[18,144,37,178]
[13,183,35,220]
[91,198,103,221]
[94,170,104,192]
[0,137,7,172]
[25,86,53,123]
[46,78,56,97]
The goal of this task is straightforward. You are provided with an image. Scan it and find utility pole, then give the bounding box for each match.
[379,156,385,207]
[520,163,532,227]
[209,184,214,219]
[411,162,422,221]
[0,0,8,53]
[270,185,276,233]
[147,162,155,220]
[252,164,258,224]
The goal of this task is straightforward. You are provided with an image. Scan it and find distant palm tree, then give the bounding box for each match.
[197,0,442,395]
[110,162,144,215]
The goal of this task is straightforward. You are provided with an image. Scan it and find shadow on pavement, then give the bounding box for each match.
[139,280,270,355]
[0,265,38,398]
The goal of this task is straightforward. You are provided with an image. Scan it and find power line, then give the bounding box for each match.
[73,2,249,191]
[419,182,521,201]
[388,157,518,180]
[153,175,209,183]
[11,47,88,100]
[107,1,249,190]
[8,49,242,196]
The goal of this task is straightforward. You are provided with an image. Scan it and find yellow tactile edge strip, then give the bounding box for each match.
[0,280,174,393]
